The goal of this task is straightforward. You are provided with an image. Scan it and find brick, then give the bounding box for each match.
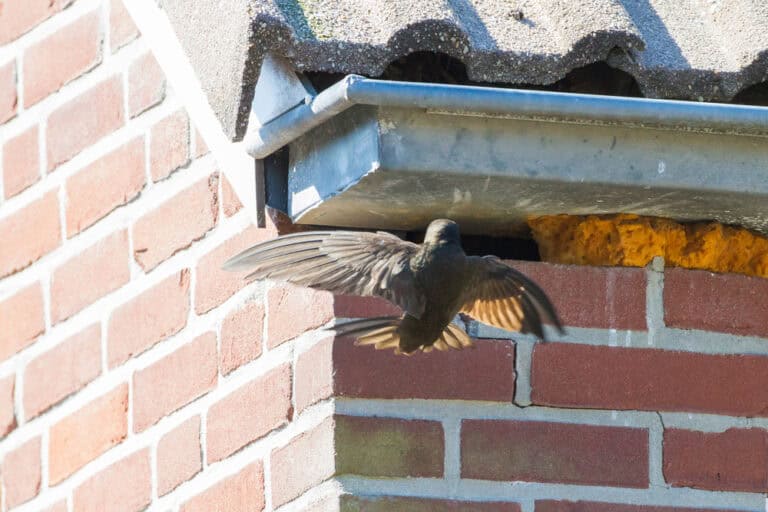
[333,295,401,318]
[295,337,335,413]
[2,125,39,198]
[333,337,515,402]
[109,0,139,51]
[664,267,768,338]
[23,11,101,106]
[47,76,124,171]
[128,51,165,117]
[0,375,15,437]
[2,437,41,508]
[0,60,17,123]
[150,110,189,181]
[157,416,201,496]
[0,282,44,361]
[73,449,151,512]
[207,364,291,463]
[535,503,742,512]
[24,324,101,419]
[220,301,263,375]
[508,261,647,331]
[180,462,264,512]
[0,0,73,44]
[108,269,190,367]
[336,415,444,478]
[461,420,648,488]
[267,285,334,347]
[66,137,145,236]
[531,343,768,417]
[663,428,768,492]
[195,226,274,314]
[342,496,522,512]
[133,332,217,432]
[51,230,130,323]
[0,189,60,277]
[49,384,128,484]
[132,174,219,271]
[271,418,335,508]
[221,175,242,217]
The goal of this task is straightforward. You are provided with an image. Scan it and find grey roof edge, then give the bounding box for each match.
[237,14,646,139]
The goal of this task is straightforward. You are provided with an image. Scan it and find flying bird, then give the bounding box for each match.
[223,219,563,354]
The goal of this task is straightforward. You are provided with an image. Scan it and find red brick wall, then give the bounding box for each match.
[1,2,767,512]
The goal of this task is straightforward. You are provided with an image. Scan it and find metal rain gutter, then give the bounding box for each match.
[245,75,768,159]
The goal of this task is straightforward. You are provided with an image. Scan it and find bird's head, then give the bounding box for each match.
[424,219,461,245]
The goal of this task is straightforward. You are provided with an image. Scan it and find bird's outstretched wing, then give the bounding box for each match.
[223,230,425,317]
[460,256,563,340]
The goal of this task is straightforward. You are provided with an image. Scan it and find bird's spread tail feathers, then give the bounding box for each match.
[328,316,473,354]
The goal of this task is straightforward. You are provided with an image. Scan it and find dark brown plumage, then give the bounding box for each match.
[223,219,563,354]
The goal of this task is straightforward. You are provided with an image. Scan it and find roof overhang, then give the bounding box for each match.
[248,67,768,236]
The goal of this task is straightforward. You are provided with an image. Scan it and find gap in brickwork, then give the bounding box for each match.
[406,229,541,261]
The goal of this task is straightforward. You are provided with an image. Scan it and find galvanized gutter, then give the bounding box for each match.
[245,75,768,159]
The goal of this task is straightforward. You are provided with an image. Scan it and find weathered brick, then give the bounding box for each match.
[66,137,145,236]
[221,175,242,217]
[2,124,39,198]
[271,417,335,508]
[109,0,139,51]
[663,428,768,492]
[132,174,218,271]
[73,449,151,512]
[157,416,201,496]
[24,324,101,418]
[51,230,130,323]
[0,375,15,437]
[207,364,291,463]
[0,190,60,277]
[333,337,515,402]
[267,285,334,347]
[664,268,768,338]
[461,420,648,488]
[128,51,165,117]
[0,60,17,123]
[23,10,101,106]
[295,337,335,413]
[342,496,522,512]
[535,502,742,512]
[0,282,44,361]
[180,462,264,512]
[150,110,189,181]
[108,269,190,367]
[531,343,768,417]
[133,332,217,432]
[0,0,73,44]
[47,76,124,171]
[195,226,273,314]
[220,301,263,375]
[2,437,41,508]
[508,261,647,331]
[49,384,128,484]
[336,415,444,478]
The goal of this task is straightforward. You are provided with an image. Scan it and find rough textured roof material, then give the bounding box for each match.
[159,0,768,139]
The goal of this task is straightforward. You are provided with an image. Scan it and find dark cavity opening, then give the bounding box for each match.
[732,81,768,107]
[405,230,541,261]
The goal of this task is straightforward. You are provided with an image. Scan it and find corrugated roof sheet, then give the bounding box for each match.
[250,0,768,101]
